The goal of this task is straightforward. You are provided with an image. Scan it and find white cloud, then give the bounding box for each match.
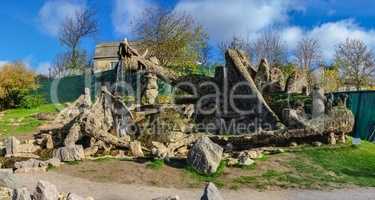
[0,61,9,67]
[38,0,86,36]
[112,0,154,37]
[173,0,302,42]
[281,20,375,61]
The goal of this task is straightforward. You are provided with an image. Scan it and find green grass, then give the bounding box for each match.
[230,141,375,190]
[146,159,165,170]
[184,160,227,188]
[299,141,375,187]
[0,104,63,137]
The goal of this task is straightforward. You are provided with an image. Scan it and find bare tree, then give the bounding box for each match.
[253,28,287,66]
[59,7,98,72]
[133,7,208,70]
[296,37,322,71]
[335,38,375,90]
[218,36,253,60]
[51,51,88,78]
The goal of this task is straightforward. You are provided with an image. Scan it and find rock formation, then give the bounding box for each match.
[285,70,309,94]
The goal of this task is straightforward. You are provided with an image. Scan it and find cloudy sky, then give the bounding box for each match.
[1,0,375,74]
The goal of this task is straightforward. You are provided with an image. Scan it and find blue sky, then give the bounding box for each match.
[1,0,375,74]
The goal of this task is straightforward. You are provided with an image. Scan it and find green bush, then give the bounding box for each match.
[20,94,46,109]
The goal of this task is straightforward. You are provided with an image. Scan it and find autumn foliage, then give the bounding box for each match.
[0,62,37,109]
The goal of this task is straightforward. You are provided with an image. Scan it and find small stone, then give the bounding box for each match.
[0,186,12,200]
[238,154,255,166]
[290,142,298,147]
[312,141,323,147]
[129,141,144,158]
[226,158,238,166]
[328,132,336,145]
[200,182,223,200]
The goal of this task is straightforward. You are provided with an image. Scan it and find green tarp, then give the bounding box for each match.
[333,91,375,141]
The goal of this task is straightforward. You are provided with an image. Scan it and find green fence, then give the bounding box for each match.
[333,91,375,141]
[36,69,173,104]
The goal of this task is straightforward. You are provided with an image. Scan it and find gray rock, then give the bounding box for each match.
[237,154,255,166]
[0,169,17,189]
[187,137,223,174]
[200,182,224,200]
[13,187,31,200]
[53,145,85,162]
[33,180,59,200]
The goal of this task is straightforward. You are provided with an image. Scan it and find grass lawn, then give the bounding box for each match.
[0,104,63,138]
[227,141,375,190]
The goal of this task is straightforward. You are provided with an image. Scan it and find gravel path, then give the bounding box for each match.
[15,172,375,200]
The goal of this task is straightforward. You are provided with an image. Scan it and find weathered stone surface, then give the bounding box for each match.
[200,182,223,200]
[0,169,17,189]
[238,153,255,166]
[84,146,99,157]
[130,141,144,157]
[33,180,59,200]
[14,159,47,173]
[311,86,326,118]
[285,70,308,94]
[64,123,81,147]
[151,142,169,160]
[13,187,31,200]
[45,158,61,168]
[187,137,223,174]
[5,137,19,157]
[44,135,54,150]
[66,193,86,200]
[265,67,285,93]
[53,145,85,162]
[255,58,270,91]
[0,187,12,200]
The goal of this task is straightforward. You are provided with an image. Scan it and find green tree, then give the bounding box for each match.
[0,62,37,109]
[335,38,375,90]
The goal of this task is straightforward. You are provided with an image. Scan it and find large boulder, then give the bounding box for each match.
[200,182,224,200]
[187,137,223,174]
[53,145,85,162]
[33,180,59,200]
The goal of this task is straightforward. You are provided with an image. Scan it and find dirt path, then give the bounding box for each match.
[14,171,375,200]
